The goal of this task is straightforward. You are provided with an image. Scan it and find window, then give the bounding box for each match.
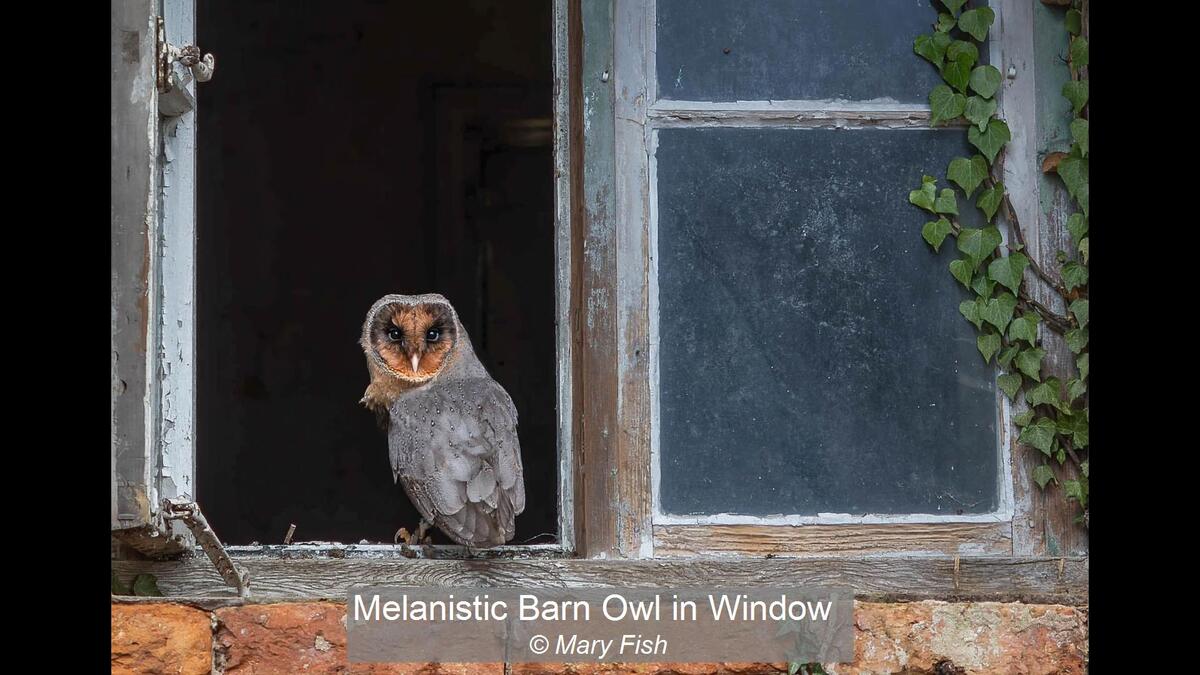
[113,0,1085,600]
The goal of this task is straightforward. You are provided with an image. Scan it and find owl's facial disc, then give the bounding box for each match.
[370,302,458,383]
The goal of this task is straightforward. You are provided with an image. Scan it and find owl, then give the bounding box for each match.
[359,293,526,548]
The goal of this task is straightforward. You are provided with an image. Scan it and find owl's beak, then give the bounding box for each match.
[410,354,421,374]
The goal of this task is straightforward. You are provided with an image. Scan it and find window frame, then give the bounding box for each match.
[113,0,1087,601]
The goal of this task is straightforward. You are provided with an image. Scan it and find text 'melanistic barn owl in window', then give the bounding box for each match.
[359,293,526,548]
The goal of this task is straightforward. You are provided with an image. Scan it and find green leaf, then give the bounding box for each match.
[947,155,989,197]
[977,332,1001,363]
[929,84,967,126]
[1078,237,1089,264]
[981,292,1017,331]
[971,272,995,299]
[1007,312,1039,345]
[987,252,1029,294]
[1066,377,1087,402]
[957,7,995,41]
[946,40,979,66]
[1070,37,1089,70]
[963,95,997,132]
[1062,80,1089,116]
[1019,416,1057,455]
[1065,327,1089,354]
[1077,353,1089,380]
[949,258,974,289]
[1069,298,1089,328]
[934,189,959,215]
[997,344,1020,369]
[1026,377,1063,410]
[1070,118,1088,157]
[1057,155,1089,215]
[968,118,1011,165]
[1066,213,1088,246]
[975,183,1004,222]
[957,225,1003,266]
[1065,9,1082,35]
[1061,261,1088,291]
[914,32,952,68]
[1063,478,1088,508]
[1056,447,1066,465]
[1080,459,1089,478]
[968,65,1002,99]
[1033,464,1056,489]
[940,0,967,16]
[923,218,954,252]
[112,571,133,596]
[132,574,164,597]
[1016,347,1045,382]
[936,12,957,33]
[940,56,973,94]
[997,372,1022,400]
[789,663,801,675]
[908,175,938,212]
[959,298,984,329]
[1013,410,1035,427]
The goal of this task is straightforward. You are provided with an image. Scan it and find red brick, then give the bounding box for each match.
[112,603,213,675]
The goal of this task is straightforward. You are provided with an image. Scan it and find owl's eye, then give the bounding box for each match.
[425,328,442,342]
[387,327,403,342]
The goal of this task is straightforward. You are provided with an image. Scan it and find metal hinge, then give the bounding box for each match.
[156,16,215,117]
[161,498,250,598]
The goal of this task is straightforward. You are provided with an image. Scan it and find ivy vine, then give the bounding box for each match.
[908,1,1089,525]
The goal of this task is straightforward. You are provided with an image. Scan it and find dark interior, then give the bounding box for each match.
[196,1,557,546]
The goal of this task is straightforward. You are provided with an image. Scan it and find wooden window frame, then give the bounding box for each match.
[113,0,1086,603]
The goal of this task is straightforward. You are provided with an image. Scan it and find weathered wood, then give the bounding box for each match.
[654,523,1013,557]
[576,0,621,558]
[647,101,950,129]
[112,0,159,532]
[613,0,653,558]
[111,556,1087,605]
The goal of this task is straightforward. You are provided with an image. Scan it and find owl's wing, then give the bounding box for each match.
[387,378,526,547]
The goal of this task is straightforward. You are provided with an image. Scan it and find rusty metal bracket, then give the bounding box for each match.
[156,16,215,116]
[161,498,250,598]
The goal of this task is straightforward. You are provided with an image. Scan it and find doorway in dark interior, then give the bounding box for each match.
[195,1,557,546]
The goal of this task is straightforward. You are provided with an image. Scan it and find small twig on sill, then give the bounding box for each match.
[284,523,297,546]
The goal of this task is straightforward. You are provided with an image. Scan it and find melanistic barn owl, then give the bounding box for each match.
[359,293,525,548]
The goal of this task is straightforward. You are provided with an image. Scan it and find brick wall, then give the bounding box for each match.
[112,600,1087,674]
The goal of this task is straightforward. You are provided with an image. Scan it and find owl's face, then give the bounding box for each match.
[368,300,458,383]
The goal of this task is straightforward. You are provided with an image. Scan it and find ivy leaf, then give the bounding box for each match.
[947,155,988,197]
[1070,118,1088,158]
[1033,464,1056,489]
[949,258,974,289]
[1026,377,1063,410]
[1069,298,1089,328]
[1057,155,1089,215]
[1076,353,1089,381]
[1078,237,1089,264]
[132,574,164,597]
[1019,416,1057,455]
[1066,377,1087,402]
[997,373,1022,400]
[1065,327,1089,354]
[959,298,984,329]
[968,65,1002,99]
[939,0,967,17]
[987,252,1028,294]
[968,118,1011,165]
[957,226,1003,266]
[1016,347,1045,382]
[971,272,995,299]
[1062,80,1089,116]
[1066,213,1088,246]
[997,344,1020,369]
[936,12,957,33]
[934,189,959,215]
[1013,410,1035,427]
[946,40,979,67]
[1070,37,1089,70]
[112,571,133,596]
[963,96,997,132]
[923,218,953,252]
[1065,9,1082,36]
[940,55,973,94]
[981,292,1017,331]
[1058,411,1089,449]
[1080,459,1089,478]
[975,183,1004,222]
[1063,478,1088,508]
[977,332,1001,363]
[908,175,938,212]
[957,7,995,41]
[1007,312,1039,346]
[914,33,952,69]
[1061,261,1088,291]
[929,84,967,126]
